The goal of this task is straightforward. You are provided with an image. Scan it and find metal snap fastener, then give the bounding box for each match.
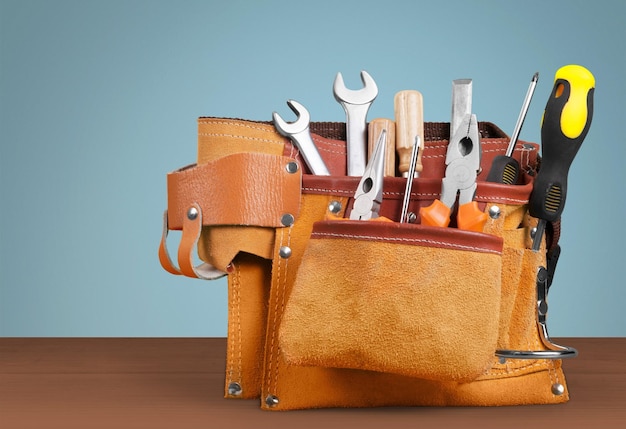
[265,394,279,407]
[551,383,565,396]
[228,382,242,396]
[328,200,342,214]
[488,205,501,219]
[285,161,299,174]
[187,207,199,221]
[279,246,292,259]
[281,213,295,227]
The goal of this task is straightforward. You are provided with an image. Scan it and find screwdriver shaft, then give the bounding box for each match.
[400,136,420,223]
[506,72,538,157]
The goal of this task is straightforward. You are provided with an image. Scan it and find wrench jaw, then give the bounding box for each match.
[272,99,310,136]
[333,71,379,105]
[333,70,379,177]
[272,99,330,176]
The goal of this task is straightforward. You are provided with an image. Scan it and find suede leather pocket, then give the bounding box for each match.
[279,219,504,383]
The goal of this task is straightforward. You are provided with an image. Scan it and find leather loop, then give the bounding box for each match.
[177,203,227,280]
[167,152,301,230]
[158,206,226,280]
[158,210,181,276]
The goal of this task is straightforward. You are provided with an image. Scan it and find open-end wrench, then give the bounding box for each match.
[272,99,330,176]
[333,71,378,176]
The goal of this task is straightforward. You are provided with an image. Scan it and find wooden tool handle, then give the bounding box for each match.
[394,90,424,177]
[367,118,396,176]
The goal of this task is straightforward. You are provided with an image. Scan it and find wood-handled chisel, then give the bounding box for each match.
[394,90,424,177]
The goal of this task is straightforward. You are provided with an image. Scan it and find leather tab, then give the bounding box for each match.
[158,207,227,280]
[166,152,302,230]
[178,203,226,279]
[158,210,182,276]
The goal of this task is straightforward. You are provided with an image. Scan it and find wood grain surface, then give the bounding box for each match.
[1,338,624,429]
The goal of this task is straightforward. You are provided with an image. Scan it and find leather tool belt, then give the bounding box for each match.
[158,117,576,410]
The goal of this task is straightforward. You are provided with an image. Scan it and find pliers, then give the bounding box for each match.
[349,130,387,220]
[420,113,487,231]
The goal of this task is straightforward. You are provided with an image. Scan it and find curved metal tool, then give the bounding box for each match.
[272,100,330,176]
[333,70,378,176]
[496,266,577,359]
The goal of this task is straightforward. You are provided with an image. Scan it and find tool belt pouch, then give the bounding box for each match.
[159,118,576,410]
[279,220,503,382]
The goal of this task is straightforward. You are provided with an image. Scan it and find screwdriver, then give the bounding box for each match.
[486,72,539,184]
[530,65,595,252]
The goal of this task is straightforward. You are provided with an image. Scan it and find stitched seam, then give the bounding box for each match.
[315,145,347,156]
[197,120,274,133]
[267,229,285,397]
[302,187,355,196]
[226,263,238,383]
[302,187,442,199]
[549,360,561,392]
[484,359,547,376]
[547,359,556,388]
[311,231,501,255]
[426,143,449,150]
[311,136,346,149]
[235,262,242,384]
[383,190,441,198]
[475,194,528,204]
[274,226,292,396]
[198,132,284,146]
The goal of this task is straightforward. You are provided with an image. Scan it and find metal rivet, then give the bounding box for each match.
[228,382,242,396]
[488,205,501,219]
[328,200,342,214]
[530,227,537,240]
[226,263,234,274]
[279,246,292,259]
[281,213,295,227]
[498,357,506,365]
[552,383,565,396]
[187,207,199,221]
[285,161,299,174]
[265,394,279,407]
[407,212,417,223]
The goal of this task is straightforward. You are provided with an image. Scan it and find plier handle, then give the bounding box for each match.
[420,114,487,231]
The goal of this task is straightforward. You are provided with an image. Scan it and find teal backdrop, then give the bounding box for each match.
[1,0,624,336]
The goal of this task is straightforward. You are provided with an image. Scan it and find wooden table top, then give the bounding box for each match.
[1,338,624,428]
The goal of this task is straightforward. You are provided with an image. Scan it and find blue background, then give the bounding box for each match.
[1,0,624,337]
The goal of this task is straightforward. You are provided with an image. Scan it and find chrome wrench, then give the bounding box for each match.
[333,70,378,176]
[272,99,330,176]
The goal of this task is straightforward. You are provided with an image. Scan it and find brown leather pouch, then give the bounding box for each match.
[159,117,576,410]
[279,220,503,382]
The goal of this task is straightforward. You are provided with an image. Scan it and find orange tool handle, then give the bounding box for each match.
[420,200,487,231]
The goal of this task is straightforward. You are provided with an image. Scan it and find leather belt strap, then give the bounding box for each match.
[159,151,302,278]
[166,152,301,230]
